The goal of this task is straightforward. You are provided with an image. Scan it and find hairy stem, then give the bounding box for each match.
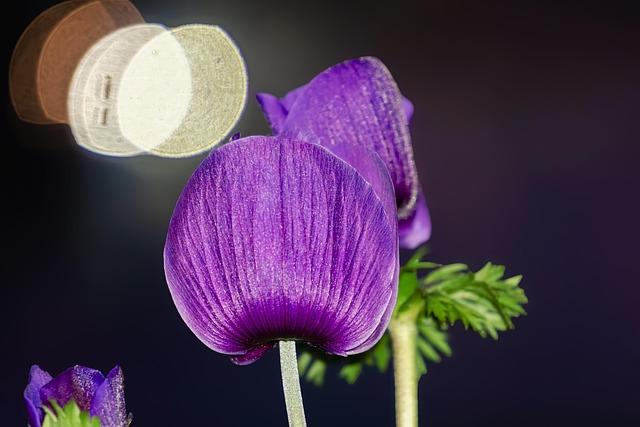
[389,306,421,427]
[279,340,307,427]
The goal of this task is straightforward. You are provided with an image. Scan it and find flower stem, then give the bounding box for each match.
[389,305,422,427]
[279,340,307,427]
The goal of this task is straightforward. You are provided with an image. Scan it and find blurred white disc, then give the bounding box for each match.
[69,23,246,158]
[69,24,179,156]
[117,30,192,153]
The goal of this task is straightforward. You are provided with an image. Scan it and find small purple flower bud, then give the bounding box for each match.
[24,365,128,427]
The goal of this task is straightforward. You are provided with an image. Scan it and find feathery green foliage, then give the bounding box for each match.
[297,248,527,384]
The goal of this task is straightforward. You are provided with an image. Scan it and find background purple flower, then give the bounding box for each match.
[164,136,398,364]
[257,56,431,248]
[24,365,128,427]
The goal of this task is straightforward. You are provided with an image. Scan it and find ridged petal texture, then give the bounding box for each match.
[256,56,431,248]
[39,366,105,412]
[90,367,129,427]
[164,136,398,364]
[25,365,128,427]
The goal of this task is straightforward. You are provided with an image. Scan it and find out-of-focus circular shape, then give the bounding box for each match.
[10,0,143,124]
[148,24,248,158]
[68,24,188,156]
[118,30,193,153]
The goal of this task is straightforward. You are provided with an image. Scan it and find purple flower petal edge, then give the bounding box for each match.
[256,85,307,134]
[164,136,398,363]
[90,366,128,427]
[403,97,414,124]
[399,191,431,250]
[24,366,52,427]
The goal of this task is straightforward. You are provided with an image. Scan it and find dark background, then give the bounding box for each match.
[2,0,639,425]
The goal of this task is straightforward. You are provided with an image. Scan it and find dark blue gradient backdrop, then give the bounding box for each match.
[2,0,639,426]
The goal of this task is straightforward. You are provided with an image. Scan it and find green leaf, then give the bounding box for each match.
[371,334,391,372]
[424,264,468,285]
[297,351,312,376]
[419,318,452,357]
[395,270,419,313]
[305,359,327,386]
[339,363,363,384]
[412,317,453,378]
[424,262,527,339]
[296,250,526,386]
[415,350,428,376]
[405,246,428,267]
[42,401,101,427]
[417,337,441,362]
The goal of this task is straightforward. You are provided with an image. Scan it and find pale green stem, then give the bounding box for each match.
[279,340,307,427]
[389,307,421,427]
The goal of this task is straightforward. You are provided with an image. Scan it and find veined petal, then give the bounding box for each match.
[256,58,433,248]
[330,143,397,228]
[39,366,105,412]
[164,136,398,363]
[258,84,414,131]
[24,365,52,427]
[259,57,418,217]
[90,366,128,427]
[315,142,399,353]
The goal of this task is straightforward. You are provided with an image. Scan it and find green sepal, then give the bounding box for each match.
[42,401,101,427]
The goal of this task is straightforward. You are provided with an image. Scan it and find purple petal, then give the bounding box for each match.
[39,366,105,412]
[256,86,308,134]
[309,142,399,353]
[90,366,128,427]
[164,136,398,363]
[256,93,288,134]
[280,85,307,112]
[230,343,275,365]
[274,57,418,218]
[402,97,414,124]
[258,86,414,127]
[256,59,433,244]
[24,365,52,427]
[330,143,397,227]
[398,191,432,250]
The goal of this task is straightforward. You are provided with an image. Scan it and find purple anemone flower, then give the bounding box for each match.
[164,136,398,364]
[256,56,431,249]
[24,365,128,427]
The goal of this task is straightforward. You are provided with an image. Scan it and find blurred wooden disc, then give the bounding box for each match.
[10,0,144,124]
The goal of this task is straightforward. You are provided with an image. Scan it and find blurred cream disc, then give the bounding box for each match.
[68,25,139,155]
[144,24,248,157]
[68,24,192,156]
[69,23,246,157]
[116,29,194,153]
